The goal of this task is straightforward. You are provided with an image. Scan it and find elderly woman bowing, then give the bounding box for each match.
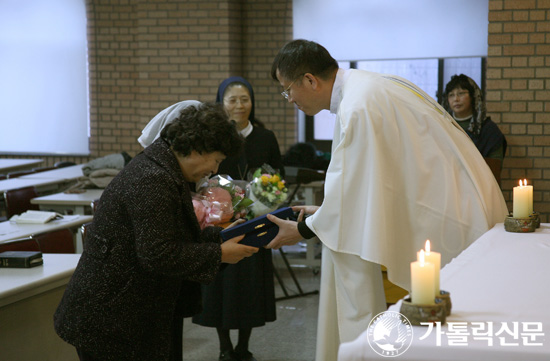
[54,102,258,361]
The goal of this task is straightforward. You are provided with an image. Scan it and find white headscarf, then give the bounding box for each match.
[138,100,201,147]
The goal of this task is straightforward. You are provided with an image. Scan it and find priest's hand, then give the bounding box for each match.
[221,235,258,264]
[292,205,320,221]
[265,215,303,250]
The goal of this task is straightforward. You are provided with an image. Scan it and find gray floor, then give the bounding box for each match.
[182,244,321,361]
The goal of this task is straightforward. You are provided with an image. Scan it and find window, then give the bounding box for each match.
[0,0,89,155]
[357,59,439,100]
[305,57,485,152]
[442,57,484,99]
[294,0,489,152]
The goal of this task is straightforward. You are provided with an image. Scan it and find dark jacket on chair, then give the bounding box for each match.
[54,138,223,361]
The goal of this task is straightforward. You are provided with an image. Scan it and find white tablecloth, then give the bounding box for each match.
[338,223,550,361]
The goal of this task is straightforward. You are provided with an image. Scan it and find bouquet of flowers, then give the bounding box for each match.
[192,175,253,229]
[248,164,288,217]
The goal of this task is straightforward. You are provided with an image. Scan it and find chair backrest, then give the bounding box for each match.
[0,237,41,253]
[6,170,36,179]
[91,199,100,215]
[54,161,76,168]
[4,186,40,218]
[0,174,6,181]
[32,166,56,173]
[80,222,92,246]
[33,228,75,253]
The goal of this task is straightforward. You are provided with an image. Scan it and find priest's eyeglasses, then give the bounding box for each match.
[281,74,304,100]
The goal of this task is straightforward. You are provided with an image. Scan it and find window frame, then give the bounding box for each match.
[304,57,486,153]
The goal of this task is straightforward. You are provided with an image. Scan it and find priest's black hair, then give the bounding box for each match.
[271,39,339,82]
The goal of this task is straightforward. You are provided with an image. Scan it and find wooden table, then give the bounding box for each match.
[0,158,43,173]
[20,164,85,181]
[0,177,72,200]
[31,189,103,215]
[0,253,80,361]
[0,215,93,254]
[0,164,86,205]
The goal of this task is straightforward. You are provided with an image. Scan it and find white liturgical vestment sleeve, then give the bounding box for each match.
[306,70,508,290]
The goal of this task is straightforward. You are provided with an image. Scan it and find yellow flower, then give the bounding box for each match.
[277,181,285,190]
[271,175,280,184]
[261,175,269,186]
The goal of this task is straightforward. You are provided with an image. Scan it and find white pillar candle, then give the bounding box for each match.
[513,179,530,218]
[410,250,435,305]
[418,240,441,296]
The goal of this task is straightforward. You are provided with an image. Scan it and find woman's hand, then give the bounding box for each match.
[292,205,320,221]
[220,235,258,264]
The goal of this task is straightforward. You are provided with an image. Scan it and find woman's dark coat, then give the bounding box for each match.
[54,138,223,361]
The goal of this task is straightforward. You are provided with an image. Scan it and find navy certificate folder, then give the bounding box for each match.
[220,207,295,247]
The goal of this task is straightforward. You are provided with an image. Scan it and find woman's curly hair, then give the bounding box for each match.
[160,102,244,157]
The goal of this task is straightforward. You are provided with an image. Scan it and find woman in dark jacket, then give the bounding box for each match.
[192,77,282,361]
[54,102,258,361]
[442,74,507,186]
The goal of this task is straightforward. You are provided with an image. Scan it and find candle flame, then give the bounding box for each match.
[519,179,524,187]
[425,240,431,254]
[419,249,425,265]
[524,179,528,186]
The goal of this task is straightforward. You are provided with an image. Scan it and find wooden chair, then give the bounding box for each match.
[3,186,40,218]
[80,222,92,246]
[0,237,41,253]
[54,161,76,168]
[91,199,100,215]
[6,170,36,179]
[32,166,56,173]
[33,229,75,253]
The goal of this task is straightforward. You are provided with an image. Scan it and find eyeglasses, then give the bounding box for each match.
[281,75,304,100]
[447,91,469,100]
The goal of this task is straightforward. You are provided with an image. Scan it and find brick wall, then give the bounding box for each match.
[487,0,550,221]
[0,0,295,168]
[91,0,294,158]
[5,1,550,223]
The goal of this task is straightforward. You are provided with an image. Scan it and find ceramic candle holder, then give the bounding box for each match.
[437,290,452,316]
[504,214,537,233]
[531,212,540,228]
[400,295,446,326]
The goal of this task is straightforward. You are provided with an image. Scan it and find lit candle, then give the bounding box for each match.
[418,240,441,296]
[410,250,435,305]
[524,179,533,215]
[513,179,530,218]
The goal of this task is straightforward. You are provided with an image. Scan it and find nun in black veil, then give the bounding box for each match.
[192,76,283,361]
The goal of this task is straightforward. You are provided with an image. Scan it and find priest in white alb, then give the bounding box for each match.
[267,39,509,361]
